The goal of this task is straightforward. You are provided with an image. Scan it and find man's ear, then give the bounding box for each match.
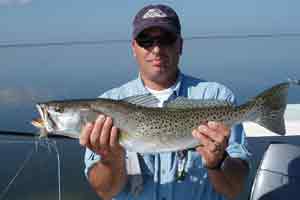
[131,40,137,57]
[179,37,183,55]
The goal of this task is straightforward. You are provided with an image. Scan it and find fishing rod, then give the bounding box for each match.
[0,130,71,139]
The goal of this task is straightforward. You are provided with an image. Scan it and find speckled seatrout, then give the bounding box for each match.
[32,80,299,153]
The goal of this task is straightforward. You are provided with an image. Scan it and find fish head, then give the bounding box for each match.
[34,102,83,134]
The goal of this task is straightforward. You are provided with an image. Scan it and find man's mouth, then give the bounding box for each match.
[152,60,162,66]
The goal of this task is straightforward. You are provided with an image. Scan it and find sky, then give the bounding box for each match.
[1,0,300,43]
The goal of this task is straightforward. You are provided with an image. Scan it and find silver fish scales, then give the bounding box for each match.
[32,80,299,153]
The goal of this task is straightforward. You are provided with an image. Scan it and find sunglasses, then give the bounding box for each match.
[136,33,178,48]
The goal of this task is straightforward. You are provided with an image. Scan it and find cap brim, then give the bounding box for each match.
[133,21,179,39]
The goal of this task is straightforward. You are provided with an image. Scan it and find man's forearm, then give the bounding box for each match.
[88,159,128,200]
[207,158,249,200]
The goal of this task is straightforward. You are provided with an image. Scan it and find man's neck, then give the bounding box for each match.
[141,72,178,91]
[143,80,175,90]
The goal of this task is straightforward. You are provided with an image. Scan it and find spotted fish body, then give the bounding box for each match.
[33,80,299,153]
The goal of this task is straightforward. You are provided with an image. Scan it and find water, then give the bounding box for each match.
[0,37,299,133]
[0,134,99,200]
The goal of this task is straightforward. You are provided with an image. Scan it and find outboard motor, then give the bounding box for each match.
[250,143,300,200]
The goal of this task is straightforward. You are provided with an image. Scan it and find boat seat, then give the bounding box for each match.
[250,143,300,200]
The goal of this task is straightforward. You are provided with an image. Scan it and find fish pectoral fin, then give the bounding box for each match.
[118,131,129,143]
[165,97,234,109]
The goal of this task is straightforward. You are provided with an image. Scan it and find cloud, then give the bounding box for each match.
[0,0,32,6]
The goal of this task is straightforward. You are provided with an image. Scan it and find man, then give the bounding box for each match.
[80,4,251,200]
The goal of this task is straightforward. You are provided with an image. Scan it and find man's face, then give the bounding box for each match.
[132,27,182,87]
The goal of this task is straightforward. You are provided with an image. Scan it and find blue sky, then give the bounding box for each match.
[1,0,300,43]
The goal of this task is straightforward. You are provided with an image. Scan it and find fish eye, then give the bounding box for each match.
[54,106,64,113]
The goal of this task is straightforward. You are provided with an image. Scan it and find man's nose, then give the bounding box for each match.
[151,42,161,55]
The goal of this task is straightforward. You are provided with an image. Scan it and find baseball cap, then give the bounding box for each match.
[132,4,181,39]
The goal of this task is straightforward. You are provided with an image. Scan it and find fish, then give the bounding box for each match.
[32,80,299,153]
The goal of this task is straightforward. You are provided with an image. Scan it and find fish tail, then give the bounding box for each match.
[249,79,299,135]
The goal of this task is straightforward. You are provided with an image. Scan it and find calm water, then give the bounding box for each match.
[0,37,299,133]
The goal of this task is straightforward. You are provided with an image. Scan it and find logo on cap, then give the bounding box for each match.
[142,8,167,19]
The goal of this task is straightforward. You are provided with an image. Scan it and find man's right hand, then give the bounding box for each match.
[79,115,125,161]
[79,115,127,199]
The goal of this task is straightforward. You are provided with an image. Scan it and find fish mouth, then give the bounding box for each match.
[31,118,44,128]
[34,104,56,132]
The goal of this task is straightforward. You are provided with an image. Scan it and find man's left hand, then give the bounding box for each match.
[192,121,230,169]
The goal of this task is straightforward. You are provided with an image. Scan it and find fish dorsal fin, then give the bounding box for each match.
[122,94,159,107]
[164,97,233,109]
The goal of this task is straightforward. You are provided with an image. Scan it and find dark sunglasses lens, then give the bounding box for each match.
[160,35,177,46]
[136,34,177,48]
[136,37,154,48]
